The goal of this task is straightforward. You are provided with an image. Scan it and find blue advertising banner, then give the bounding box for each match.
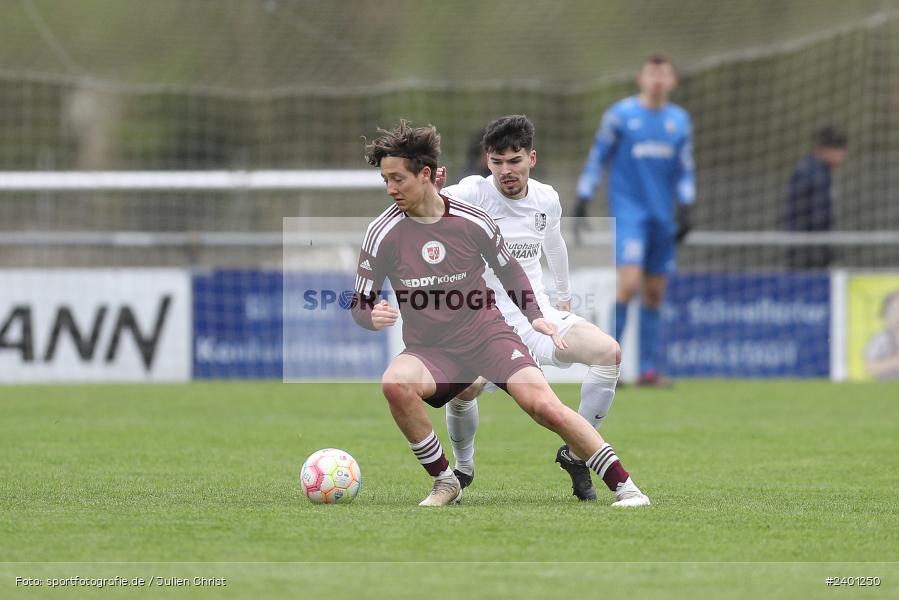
[661,273,831,377]
[193,270,390,379]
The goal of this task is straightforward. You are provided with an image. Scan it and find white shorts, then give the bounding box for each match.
[512,306,584,368]
[481,307,584,394]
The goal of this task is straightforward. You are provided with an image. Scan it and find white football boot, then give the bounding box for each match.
[611,477,651,508]
[419,473,463,506]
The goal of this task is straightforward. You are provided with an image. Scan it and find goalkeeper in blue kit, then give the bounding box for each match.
[575,53,695,385]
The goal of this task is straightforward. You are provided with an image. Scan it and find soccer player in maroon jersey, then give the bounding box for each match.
[352,121,649,507]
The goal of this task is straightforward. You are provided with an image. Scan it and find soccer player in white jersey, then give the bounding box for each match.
[438,115,623,501]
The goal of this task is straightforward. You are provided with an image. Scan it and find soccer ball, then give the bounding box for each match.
[300,448,362,504]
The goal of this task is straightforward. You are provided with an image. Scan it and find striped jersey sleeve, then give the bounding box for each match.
[351,205,402,329]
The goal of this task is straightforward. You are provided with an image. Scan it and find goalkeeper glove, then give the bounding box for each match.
[572,199,590,245]
[574,199,589,219]
[676,203,693,243]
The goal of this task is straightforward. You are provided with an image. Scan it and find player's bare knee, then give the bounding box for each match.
[381,370,417,403]
[573,328,620,366]
[380,379,404,403]
[531,397,567,432]
[594,337,621,366]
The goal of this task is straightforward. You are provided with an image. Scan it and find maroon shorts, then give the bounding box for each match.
[402,321,540,408]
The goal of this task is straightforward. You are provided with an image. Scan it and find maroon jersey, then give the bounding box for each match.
[351,195,543,348]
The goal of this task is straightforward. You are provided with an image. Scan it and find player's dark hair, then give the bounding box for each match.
[813,125,848,149]
[643,52,676,73]
[482,114,535,154]
[364,120,440,182]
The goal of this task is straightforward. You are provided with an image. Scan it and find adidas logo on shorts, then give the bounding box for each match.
[359,259,372,271]
[510,349,524,360]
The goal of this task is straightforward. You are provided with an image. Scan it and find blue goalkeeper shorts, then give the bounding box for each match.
[614,213,677,275]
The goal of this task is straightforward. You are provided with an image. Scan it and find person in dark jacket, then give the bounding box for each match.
[784,126,848,269]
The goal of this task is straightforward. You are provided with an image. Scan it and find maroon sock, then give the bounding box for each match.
[586,443,630,490]
[410,431,449,476]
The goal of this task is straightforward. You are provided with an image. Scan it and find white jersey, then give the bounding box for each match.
[442,175,571,327]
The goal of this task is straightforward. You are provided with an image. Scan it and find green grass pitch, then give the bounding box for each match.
[1,381,897,599]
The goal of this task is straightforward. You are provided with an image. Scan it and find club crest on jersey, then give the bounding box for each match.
[421,240,446,264]
[534,212,547,232]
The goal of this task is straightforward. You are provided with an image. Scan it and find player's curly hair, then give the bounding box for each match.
[482,114,534,154]
[364,120,440,182]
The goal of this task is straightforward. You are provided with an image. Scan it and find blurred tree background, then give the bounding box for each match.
[1,0,898,266]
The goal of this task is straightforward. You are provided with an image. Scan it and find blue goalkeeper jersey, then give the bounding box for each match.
[577,96,695,221]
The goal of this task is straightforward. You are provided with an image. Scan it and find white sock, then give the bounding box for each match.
[579,364,619,430]
[445,396,479,475]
